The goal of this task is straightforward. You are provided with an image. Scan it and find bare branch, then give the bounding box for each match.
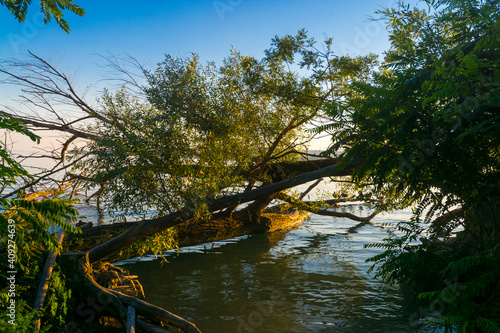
[96,52,148,97]
[0,111,97,140]
[278,192,379,222]
[88,160,360,262]
[2,154,89,198]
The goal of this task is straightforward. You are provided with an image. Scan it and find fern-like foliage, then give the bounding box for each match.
[0,0,85,33]
[0,197,81,268]
[323,1,500,331]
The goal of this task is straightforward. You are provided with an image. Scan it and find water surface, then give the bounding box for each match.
[122,207,429,332]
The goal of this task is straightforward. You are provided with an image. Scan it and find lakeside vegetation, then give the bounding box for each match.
[0,0,499,332]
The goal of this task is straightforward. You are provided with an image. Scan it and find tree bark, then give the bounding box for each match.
[266,158,349,182]
[65,253,202,332]
[33,229,64,331]
[126,306,135,333]
[245,194,278,224]
[88,161,357,263]
[109,290,201,333]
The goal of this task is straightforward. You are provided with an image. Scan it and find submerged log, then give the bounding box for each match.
[126,306,135,333]
[63,205,309,263]
[59,252,202,332]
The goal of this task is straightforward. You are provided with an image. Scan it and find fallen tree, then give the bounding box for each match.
[7,2,500,331]
[2,13,494,330]
[0,32,384,331]
[87,160,360,262]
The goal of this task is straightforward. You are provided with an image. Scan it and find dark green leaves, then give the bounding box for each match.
[87,48,321,218]
[337,1,500,330]
[0,0,85,33]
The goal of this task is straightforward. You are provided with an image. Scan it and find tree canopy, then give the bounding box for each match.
[0,0,84,32]
[85,44,375,216]
[0,0,498,331]
[321,0,499,330]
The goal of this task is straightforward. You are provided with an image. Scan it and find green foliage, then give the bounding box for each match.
[367,217,500,332]
[88,81,267,217]
[0,242,70,332]
[0,114,39,185]
[0,198,81,266]
[335,0,500,331]
[0,239,43,331]
[0,110,78,331]
[82,31,379,223]
[0,0,85,33]
[0,114,80,259]
[86,42,354,219]
[324,0,499,213]
[122,228,178,261]
[43,270,71,327]
[330,0,500,229]
[0,299,46,333]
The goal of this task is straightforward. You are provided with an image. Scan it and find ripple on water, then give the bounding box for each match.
[122,207,432,333]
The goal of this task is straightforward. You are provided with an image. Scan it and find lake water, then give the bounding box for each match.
[117,206,433,333]
[12,145,445,331]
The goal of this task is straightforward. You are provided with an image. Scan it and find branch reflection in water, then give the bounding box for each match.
[120,207,430,332]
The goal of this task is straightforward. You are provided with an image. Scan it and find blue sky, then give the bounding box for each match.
[0,0,418,85]
[0,0,419,150]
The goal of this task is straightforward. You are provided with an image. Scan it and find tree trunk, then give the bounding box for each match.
[245,194,278,224]
[33,229,64,331]
[126,306,135,333]
[58,253,202,332]
[88,161,356,263]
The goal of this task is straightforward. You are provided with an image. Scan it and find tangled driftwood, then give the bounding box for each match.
[94,262,145,300]
[53,252,201,332]
[78,253,201,332]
